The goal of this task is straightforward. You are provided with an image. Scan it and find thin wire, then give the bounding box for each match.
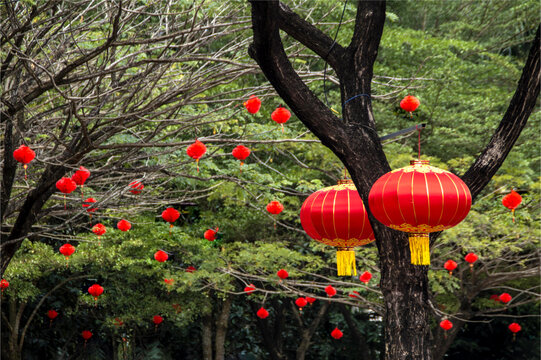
[323,0,348,107]
[416,124,422,160]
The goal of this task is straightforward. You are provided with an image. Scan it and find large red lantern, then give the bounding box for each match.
[56,177,77,209]
[256,307,269,319]
[331,327,343,339]
[232,145,251,172]
[244,95,261,114]
[71,166,90,197]
[301,179,375,275]
[88,284,104,305]
[502,190,522,223]
[368,160,471,265]
[444,260,458,276]
[186,139,207,172]
[271,106,291,132]
[400,95,420,115]
[13,145,35,179]
[117,219,131,232]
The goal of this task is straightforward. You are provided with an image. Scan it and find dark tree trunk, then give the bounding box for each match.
[249,2,539,359]
[250,300,287,360]
[339,304,373,360]
[214,295,233,360]
[202,312,213,360]
[292,300,330,360]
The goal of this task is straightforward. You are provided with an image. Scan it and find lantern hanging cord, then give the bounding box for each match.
[416,124,422,160]
[322,0,348,108]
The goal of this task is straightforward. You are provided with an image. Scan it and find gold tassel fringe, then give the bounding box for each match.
[336,249,357,276]
[409,233,430,265]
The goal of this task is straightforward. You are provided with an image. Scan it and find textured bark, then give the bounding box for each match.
[293,300,330,360]
[214,295,232,360]
[249,2,539,359]
[250,300,287,360]
[202,312,213,360]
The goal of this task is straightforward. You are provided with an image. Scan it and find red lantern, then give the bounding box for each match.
[92,223,106,244]
[440,319,453,338]
[490,294,501,302]
[47,309,58,320]
[152,315,163,331]
[82,330,92,347]
[0,279,9,296]
[129,180,144,194]
[244,95,261,114]
[331,327,343,340]
[244,284,256,294]
[186,265,196,273]
[295,297,308,312]
[154,250,168,263]
[400,95,420,115]
[368,160,472,265]
[59,243,75,266]
[88,284,104,305]
[204,227,218,241]
[508,322,521,341]
[349,291,360,299]
[359,271,372,284]
[325,285,336,297]
[306,296,316,305]
[56,177,77,209]
[271,106,291,132]
[301,179,375,275]
[499,293,512,304]
[256,307,269,319]
[186,139,207,172]
[276,269,288,280]
[72,166,90,197]
[267,201,283,229]
[502,190,522,223]
[464,252,478,271]
[13,145,35,179]
[117,219,131,232]
[232,145,251,172]
[444,260,458,276]
[164,278,174,286]
[162,207,180,234]
[82,198,97,217]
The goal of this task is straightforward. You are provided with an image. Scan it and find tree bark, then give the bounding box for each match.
[293,300,330,360]
[250,300,287,360]
[339,304,373,360]
[214,295,232,360]
[202,312,213,360]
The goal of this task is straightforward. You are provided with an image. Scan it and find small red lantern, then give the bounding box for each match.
[464,253,478,271]
[400,95,420,116]
[164,278,174,286]
[117,219,131,232]
[325,285,336,297]
[369,160,471,265]
[276,269,288,281]
[152,315,163,331]
[129,180,144,194]
[56,177,77,209]
[59,243,75,266]
[490,294,501,302]
[244,95,261,114]
[0,279,9,296]
[256,307,269,319]
[154,250,168,263]
[13,145,36,179]
[444,260,458,276]
[349,291,360,299]
[331,327,343,339]
[244,284,256,294]
[72,166,90,197]
[266,201,283,229]
[92,223,106,244]
[47,309,58,327]
[88,284,104,305]
[186,265,196,273]
[295,297,308,312]
[359,271,372,284]
[271,106,291,132]
[301,180,375,276]
[232,145,251,172]
[82,198,97,219]
[186,139,207,172]
[502,190,522,223]
[499,293,512,304]
[82,330,92,347]
[204,227,218,241]
[440,319,453,338]
[306,297,316,305]
[508,322,521,341]
[162,207,180,234]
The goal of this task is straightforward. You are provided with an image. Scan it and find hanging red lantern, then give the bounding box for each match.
[349,291,360,299]
[117,219,131,232]
[331,327,343,339]
[82,198,97,218]
[13,145,36,180]
[232,145,251,172]
[92,223,106,244]
[325,285,336,297]
[440,319,453,338]
[306,296,316,305]
[152,315,163,331]
[444,260,458,277]
[56,177,77,209]
[508,322,521,341]
[244,284,256,294]
[129,180,144,194]
[204,227,218,241]
[81,330,92,348]
[162,207,180,234]
[47,309,58,327]
[502,190,522,223]
[490,294,501,302]
[88,284,104,305]
[400,95,420,116]
[359,271,372,284]
[301,179,375,275]
[295,297,308,312]
[0,279,9,296]
[368,160,471,265]
[271,106,291,132]
[256,307,269,319]
[464,252,478,271]
[164,278,174,286]
[186,265,196,273]
[499,293,512,304]
[243,95,261,114]
[186,139,207,172]
[276,269,288,281]
[59,243,75,266]
[71,166,90,198]
[154,250,169,262]
[267,201,284,229]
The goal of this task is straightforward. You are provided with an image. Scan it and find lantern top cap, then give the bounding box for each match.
[410,159,430,166]
[337,179,353,185]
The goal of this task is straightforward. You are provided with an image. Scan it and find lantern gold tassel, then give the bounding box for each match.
[409,233,430,265]
[336,248,357,276]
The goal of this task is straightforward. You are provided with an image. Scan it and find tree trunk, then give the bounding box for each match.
[250,300,287,360]
[7,298,24,360]
[214,295,232,360]
[294,300,330,360]
[202,312,213,360]
[339,304,373,360]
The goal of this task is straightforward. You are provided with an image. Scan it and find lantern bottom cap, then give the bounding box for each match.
[409,233,430,265]
[336,250,357,276]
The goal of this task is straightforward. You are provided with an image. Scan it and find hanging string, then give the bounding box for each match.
[416,124,422,160]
